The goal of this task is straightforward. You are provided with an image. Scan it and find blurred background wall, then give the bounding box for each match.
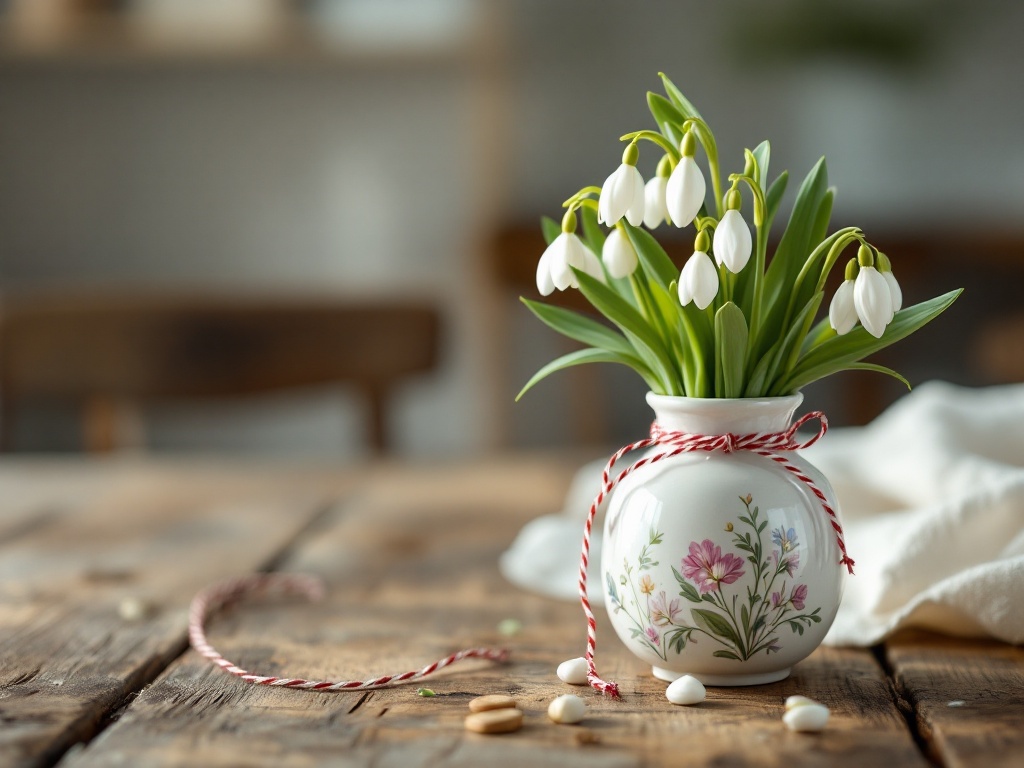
[0,0,1021,457]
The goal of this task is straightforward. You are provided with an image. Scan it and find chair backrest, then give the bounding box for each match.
[0,292,441,453]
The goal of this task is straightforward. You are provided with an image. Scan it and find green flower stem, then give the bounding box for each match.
[619,130,679,160]
[747,220,769,360]
[709,587,748,658]
[562,186,602,207]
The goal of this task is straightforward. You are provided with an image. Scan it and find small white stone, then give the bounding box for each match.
[118,597,154,622]
[785,695,819,710]
[783,702,830,732]
[547,694,587,724]
[665,674,706,706]
[556,657,589,686]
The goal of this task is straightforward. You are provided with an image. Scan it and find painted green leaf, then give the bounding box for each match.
[712,650,741,660]
[692,608,741,647]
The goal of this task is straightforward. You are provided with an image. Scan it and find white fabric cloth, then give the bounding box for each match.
[500,382,1024,646]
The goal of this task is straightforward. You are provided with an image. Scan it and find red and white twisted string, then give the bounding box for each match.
[188,573,508,691]
[579,411,855,700]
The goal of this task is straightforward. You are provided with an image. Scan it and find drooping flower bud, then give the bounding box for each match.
[853,245,892,338]
[665,131,705,227]
[713,190,752,273]
[602,227,639,279]
[678,229,718,310]
[598,142,645,227]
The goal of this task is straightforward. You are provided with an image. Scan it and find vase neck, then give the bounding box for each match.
[645,393,803,435]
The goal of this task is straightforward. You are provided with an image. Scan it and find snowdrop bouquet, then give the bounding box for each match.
[520,74,960,400]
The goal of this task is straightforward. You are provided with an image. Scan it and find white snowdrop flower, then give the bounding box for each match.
[602,227,639,279]
[643,175,670,229]
[666,155,706,228]
[828,278,858,336]
[713,207,752,273]
[853,246,893,338]
[598,143,645,227]
[678,249,719,310]
[537,217,605,295]
[877,252,902,319]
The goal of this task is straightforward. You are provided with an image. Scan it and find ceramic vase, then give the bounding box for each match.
[601,392,844,686]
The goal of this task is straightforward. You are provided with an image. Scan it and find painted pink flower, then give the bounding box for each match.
[650,591,682,627]
[791,584,808,611]
[774,549,800,577]
[681,539,745,593]
[645,626,660,645]
[771,590,783,608]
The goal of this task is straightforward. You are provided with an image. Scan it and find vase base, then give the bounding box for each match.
[652,666,792,686]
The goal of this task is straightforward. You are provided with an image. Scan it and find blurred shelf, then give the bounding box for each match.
[0,13,484,69]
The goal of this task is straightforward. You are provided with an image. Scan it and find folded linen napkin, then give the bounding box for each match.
[499,381,1024,646]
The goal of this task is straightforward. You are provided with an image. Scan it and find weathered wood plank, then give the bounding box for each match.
[66,458,928,768]
[0,459,352,768]
[886,630,1024,768]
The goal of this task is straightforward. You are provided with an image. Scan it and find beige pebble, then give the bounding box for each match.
[783,702,830,732]
[118,597,154,622]
[468,694,517,713]
[465,707,523,734]
[547,694,587,724]
[785,695,818,710]
[556,657,589,685]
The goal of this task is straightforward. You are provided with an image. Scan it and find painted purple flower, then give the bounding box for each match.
[791,584,808,611]
[771,526,799,553]
[773,549,800,577]
[767,642,782,654]
[650,591,682,627]
[681,539,746,593]
[771,590,783,609]
[645,626,660,646]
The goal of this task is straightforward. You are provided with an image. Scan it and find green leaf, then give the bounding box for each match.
[780,289,962,393]
[712,650,741,660]
[764,292,823,395]
[541,215,560,245]
[520,298,634,356]
[580,205,606,254]
[715,302,748,398]
[659,72,703,119]
[624,222,678,291]
[809,188,835,254]
[751,140,770,190]
[574,271,680,393]
[673,568,704,603]
[692,608,741,647]
[740,604,750,634]
[764,172,789,234]
[516,347,657,401]
[647,92,685,134]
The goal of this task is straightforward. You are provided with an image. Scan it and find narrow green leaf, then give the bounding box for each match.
[659,72,703,119]
[764,292,823,395]
[781,289,962,392]
[541,215,559,245]
[623,222,678,291]
[647,92,685,134]
[520,298,634,356]
[580,205,606,254]
[574,270,679,393]
[713,650,741,660]
[764,171,789,233]
[809,188,835,254]
[751,140,770,190]
[744,340,780,397]
[516,347,657,401]
[715,302,748,398]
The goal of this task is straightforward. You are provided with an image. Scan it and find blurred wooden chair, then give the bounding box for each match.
[0,292,441,453]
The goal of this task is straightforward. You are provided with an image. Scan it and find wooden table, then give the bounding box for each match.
[1,456,1021,767]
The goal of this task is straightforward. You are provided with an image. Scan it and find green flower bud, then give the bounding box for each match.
[656,153,672,178]
[725,188,742,212]
[681,130,697,158]
[857,244,875,268]
[695,228,711,253]
[561,209,577,234]
[622,141,640,167]
[876,251,892,273]
[845,258,860,281]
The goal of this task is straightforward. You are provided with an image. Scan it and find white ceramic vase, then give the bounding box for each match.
[601,393,844,686]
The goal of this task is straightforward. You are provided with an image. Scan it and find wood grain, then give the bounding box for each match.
[0,459,352,768]
[63,457,927,768]
[886,630,1024,768]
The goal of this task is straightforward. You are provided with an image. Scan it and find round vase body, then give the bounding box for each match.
[601,393,844,686]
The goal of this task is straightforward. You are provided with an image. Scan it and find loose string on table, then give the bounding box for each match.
[579,411,855,700]
[188,572,508,691]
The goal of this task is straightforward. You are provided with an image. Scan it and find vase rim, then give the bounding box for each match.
[646,392,804,407]
[645,392,804,434]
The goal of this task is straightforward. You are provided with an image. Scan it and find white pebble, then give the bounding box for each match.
[785,695,819,710]
[665,674,706,706]
[548,694,587,724]
[783,702,830,732]
[118,597,154,622]
[556,657,589,686]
